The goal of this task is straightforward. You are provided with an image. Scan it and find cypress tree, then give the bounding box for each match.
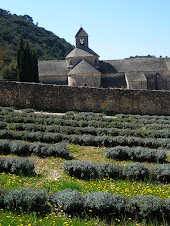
[17,36,25,82]
[17,37,39,83]
[30,49,39,82]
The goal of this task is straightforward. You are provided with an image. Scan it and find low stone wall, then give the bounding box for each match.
[0,81,170,115]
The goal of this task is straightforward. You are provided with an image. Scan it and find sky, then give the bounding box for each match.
[1,0,170,60]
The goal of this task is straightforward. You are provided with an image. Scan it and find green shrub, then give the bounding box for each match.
[0,157,5,172]
[50,189,84,213]
[122,163,149,180]
[65,111,74,116]
[96,163,120,179]
[43,133,62,143]
[2,157,35,175]
[104,146,131,160]
[10,141,30,156]
[29,142,48,158]
[0,188,4,208]
[21,189,49,213]
[84,192,126,216]
[104,146,167,163]
[22,108,35,113]
[0,140,11,154]
[125,195,163,219]
[152,164,170,183]
[64,161,97,179]
[0,122,7,129]
[4,189,24,211]
[4,189,48,213]
[162,198,170,219]
[47,143,69,158]
[133,147,167,163]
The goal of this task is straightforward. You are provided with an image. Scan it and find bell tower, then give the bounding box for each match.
[75,27,88,49]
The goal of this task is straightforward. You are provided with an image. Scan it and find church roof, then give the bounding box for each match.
[38,57,170,77]
[65,47,99,59]
[100,58,170,73]
[38,60,67,76]
[68,60,101,75]
[125,72,147,82]
[75,27,88,37]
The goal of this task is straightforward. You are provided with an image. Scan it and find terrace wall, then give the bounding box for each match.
[0,81,170,115]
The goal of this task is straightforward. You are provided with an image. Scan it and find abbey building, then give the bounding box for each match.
[38,28,170,90]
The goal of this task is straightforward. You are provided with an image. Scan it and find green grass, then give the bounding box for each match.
[0,209,168,226]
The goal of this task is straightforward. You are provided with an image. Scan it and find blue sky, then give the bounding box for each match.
[1,0,170,60]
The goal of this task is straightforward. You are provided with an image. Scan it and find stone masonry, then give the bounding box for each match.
[0,81,170,115]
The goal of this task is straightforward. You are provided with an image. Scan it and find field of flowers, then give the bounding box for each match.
[0,106,169,226]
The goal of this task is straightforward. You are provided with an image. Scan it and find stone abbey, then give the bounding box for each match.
[38,27,170,90]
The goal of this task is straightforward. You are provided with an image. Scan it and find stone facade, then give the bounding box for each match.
[38,28,170,91]
[1,81,170,115]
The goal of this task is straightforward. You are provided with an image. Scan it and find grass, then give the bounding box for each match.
[0,171,169,199]
[0,208,168,226]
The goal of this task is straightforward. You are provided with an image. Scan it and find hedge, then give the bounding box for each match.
[4,189,49,214]
[64,161,97,179]
[121,162,149,180]
[63,160,170,182]
[0,140,70,159]
[104,146,167,163]
[50,189,84,214]
[84,191,126,216]
[125,195,163,219]
[0,188,169,221]
[3,121,170,139]
[152,164,170,183]
[0,157,35,175]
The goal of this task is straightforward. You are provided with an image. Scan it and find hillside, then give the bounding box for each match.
[0,8,74,64]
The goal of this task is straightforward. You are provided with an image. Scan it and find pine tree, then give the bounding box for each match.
[17,37,39,82]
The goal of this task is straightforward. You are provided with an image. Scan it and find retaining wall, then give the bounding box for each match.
[0,81,170,115]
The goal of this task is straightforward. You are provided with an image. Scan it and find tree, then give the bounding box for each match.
[17,37,39,82]
[23,15,33,23]
[0,45,11,70]
[0,62,17,80]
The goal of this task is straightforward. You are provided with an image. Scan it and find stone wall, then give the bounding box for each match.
[145,72,170,90]
[0,81,170,115]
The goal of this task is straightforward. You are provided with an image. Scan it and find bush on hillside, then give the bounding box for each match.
[50,189,84,214]
[2,157,35,175]
[162,198,170,219]
[122,163,149,180]
[47,143,69,158]
[64,161,97,179]
[4,189,48,213]
[29,142,48,158]
[96,163,120,179]
[152,164,170,183]
[0,189,4,208]
[0,140,10,154]
[84,191,126,216]
[0,122,7,129]
[104,146,167,163]
[0,157,5,172]
[125,195,163,219]
[10,141,30,156]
